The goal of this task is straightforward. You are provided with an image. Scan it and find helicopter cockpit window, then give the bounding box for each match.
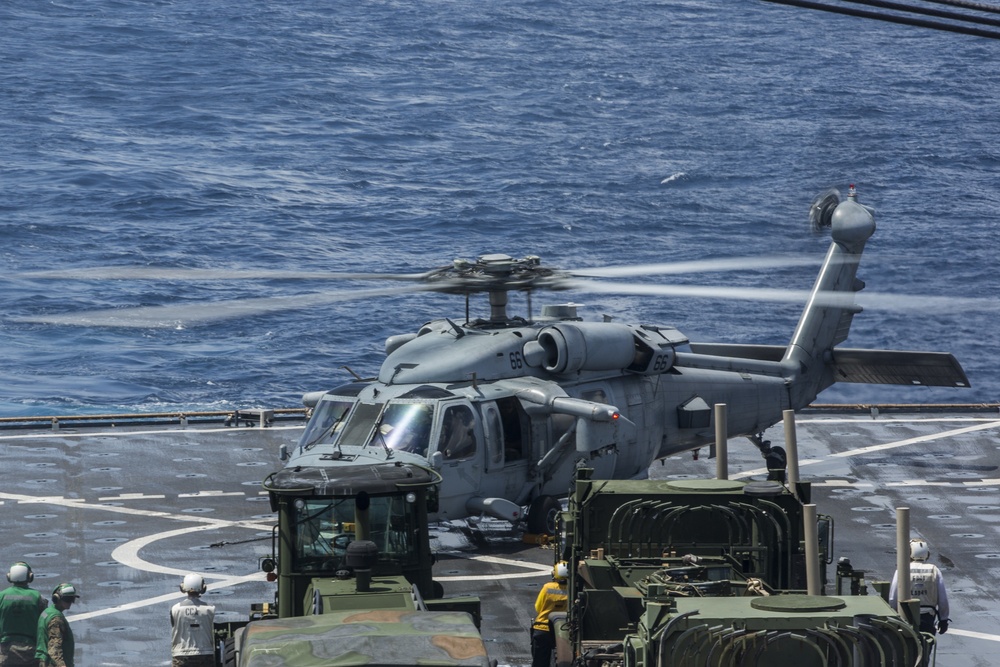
[291,495,420,573]
[298,398,355,450]
[369,402,434,457]
[336,402,384,446]
[439,405,477,460]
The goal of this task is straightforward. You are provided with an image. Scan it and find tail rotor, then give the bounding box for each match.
[809,187,841,233]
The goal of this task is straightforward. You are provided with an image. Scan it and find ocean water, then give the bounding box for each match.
[2,0,998,417]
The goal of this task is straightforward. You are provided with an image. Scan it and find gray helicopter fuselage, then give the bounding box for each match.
[287,316,796,523]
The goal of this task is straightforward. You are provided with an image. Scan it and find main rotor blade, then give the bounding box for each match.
[13,285,431,328]
[16,255,822,283]
[567,256,825,278]
[570,279,999,313]
[14,267,437,282]
[569,279,820,304]
[852,291,1000,314]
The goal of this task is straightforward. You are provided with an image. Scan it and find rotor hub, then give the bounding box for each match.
[425,254,570,296]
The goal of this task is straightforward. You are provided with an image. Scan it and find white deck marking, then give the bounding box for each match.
[99,493,167,501]
[826,420,1000,459]
[434,553,552,581]
[178,490,245,498]
[949,628,1000,642]
[0,424,302,442]
[734,419,1000,480]
[1,489,272,624]
[68,573,266,622]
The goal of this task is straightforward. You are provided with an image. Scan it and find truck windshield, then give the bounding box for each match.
[292,494,421,573]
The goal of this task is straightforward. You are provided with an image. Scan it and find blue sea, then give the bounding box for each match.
[2,0,998,418]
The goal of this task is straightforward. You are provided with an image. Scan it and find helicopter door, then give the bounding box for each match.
[481,399,529,500]
[431,402,482,521]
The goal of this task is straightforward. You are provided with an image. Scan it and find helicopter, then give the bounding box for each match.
[267,186,970,534]
[15,187,971,534]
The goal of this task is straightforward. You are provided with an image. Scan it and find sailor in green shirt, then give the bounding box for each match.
[35,584,77,667]
[0,563,47,667]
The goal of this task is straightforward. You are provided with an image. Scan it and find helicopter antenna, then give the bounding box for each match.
[340,365,364,381]
[445,318,465,338]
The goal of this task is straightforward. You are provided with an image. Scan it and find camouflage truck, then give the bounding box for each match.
[552,468,934,667]
[216,461,489,667]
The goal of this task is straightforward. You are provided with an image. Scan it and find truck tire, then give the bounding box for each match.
[222,636,237,667]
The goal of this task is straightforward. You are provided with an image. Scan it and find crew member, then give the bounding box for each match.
[441,406,476,460]
[0,563,47,667]
[35,583,78,667]
[530,561,569,667]
[889,539,951,634]
[170,573,216,667]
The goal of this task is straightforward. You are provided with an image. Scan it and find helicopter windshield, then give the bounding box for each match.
[298,397,354,450]
[368,402,434,456]
[291,495,421,573]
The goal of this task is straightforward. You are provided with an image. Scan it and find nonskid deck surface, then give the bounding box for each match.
[2,406,1000,666]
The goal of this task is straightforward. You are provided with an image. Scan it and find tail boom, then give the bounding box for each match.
[783,191,876,406]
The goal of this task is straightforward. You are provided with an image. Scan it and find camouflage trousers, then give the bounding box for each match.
[0,642,38,667]
[172,655,215,667]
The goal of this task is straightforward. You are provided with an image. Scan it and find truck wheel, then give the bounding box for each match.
[222,636,237,667]
[527,495,560,535]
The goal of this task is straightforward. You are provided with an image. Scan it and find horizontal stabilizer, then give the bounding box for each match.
[688,343,970,389]
[828,348,970,388]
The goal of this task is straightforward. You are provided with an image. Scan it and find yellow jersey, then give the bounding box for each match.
[532,580,568,632]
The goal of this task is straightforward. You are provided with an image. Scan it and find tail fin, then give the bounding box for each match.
[783,188,874,406]
[691,187,969,402]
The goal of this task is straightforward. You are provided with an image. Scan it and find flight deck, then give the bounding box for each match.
[2,406,999,666]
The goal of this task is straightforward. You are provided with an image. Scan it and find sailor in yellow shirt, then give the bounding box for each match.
[531,562,568,667]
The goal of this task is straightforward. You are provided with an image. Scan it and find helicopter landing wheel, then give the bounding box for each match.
[527,495,561,535]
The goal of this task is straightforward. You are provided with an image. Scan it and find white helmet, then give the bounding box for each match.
[52,583,79,602]
[7,562,32,584]
[181,573,207,594]
[910,539,930,562]
[552,561,569,582]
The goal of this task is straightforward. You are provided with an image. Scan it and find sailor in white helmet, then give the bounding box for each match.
[170,574,216,667]
[0,563,47,666]
[889,539,951,635]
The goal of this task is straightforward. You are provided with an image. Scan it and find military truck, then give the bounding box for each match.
[215,460,489,667]
[551,468,934,667]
